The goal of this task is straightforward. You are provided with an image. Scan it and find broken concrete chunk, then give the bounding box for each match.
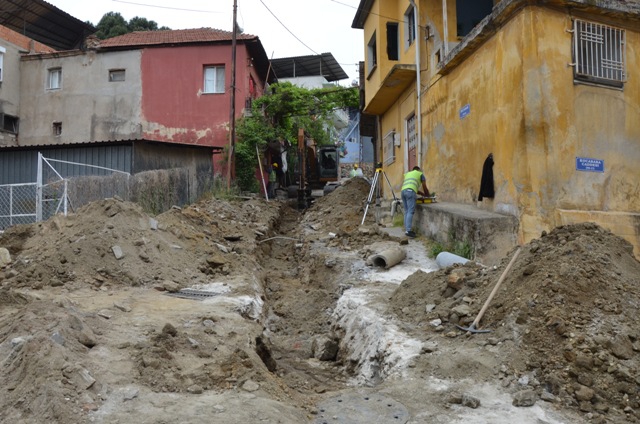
[512,389,537,407]
[451,304,472,317]
[206,254,226,268]
[242,380,260,392]
[215,243,229,253]
[149,218,158,230]
[311,335,339,361]
[187,385,204,394]
[461,394,481,409]
[123,389,139,401]
[111,245,124,260]
[0,247,11,267]
[161,280,180,292]
[51,332,65,346]
[114,302,132,313]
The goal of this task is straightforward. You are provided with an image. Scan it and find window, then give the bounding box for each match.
[48,68,62,90]
[109,69,126,82]
[573,19,625,88]
[406,114,417,150]
[53,122,62,136]
[203,66,225,93]
[383,130,396,166]
[404,5,416,48]
[0,46,5,83]
[367,32,377,74]
[387,23,399,61]
[0,114,18,134]
[456,0,493,38]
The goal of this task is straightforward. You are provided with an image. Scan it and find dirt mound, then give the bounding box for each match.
[0,197,281,291]
[390,222,640,420]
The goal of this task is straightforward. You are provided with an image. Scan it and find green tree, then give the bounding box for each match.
[95,12,129,39]
[94,12,170,39]
[234,82,359,191]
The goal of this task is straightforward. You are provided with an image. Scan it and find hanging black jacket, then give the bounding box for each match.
[478,154,495,201]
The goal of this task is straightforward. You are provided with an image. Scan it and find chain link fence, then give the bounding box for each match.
[0,153,131,230]
[0,183,38,229]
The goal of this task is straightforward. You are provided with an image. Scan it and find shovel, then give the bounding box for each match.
[456,247,522,334]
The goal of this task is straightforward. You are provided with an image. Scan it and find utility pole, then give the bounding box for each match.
[227,0,238,188]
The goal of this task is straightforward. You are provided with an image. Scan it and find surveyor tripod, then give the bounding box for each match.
[361,166,400,225]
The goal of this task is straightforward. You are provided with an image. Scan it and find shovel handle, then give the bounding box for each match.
[469,247,522,330]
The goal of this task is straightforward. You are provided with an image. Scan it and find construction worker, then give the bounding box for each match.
[349,163,364,178]
[268,163,278,199]
[401,166,430,238]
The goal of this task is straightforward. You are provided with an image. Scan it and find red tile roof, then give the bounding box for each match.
[100,28,257,48]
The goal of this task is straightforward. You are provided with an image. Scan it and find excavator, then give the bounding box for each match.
[293,130,340,208]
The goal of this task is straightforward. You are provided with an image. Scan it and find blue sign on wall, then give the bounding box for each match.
[576,157,604,173]
[459,104,470,119]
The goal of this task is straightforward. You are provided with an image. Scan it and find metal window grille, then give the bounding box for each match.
[573,20,625,84]
[406,114,417,150]
[383,130,396,166]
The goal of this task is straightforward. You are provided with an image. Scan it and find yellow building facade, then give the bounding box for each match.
[354,0,640,258]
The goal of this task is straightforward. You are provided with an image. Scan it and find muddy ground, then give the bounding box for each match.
[0,177,638,423]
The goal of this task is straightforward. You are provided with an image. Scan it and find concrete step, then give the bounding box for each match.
[415,202,518,266]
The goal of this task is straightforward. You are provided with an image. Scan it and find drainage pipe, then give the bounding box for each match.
[436,251,469,269]
[370,248,407,269]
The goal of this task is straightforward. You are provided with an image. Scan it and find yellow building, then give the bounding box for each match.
[353,0,640,258]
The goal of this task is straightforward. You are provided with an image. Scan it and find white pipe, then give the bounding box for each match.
[442,0,449,56]
[409,0,423,168]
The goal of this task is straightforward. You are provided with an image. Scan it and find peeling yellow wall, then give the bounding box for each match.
[362,0,420,191]
[421,6,640,256]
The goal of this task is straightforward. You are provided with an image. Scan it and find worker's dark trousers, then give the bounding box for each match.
[401,189,417,233]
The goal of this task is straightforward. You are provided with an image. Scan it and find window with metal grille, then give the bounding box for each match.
[406,114,416,150]
[383,130,396,166]
[573,20,625,88]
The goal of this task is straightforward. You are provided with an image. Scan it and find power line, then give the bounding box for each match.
[327,0,429,30]
[112,0,223,14]
[257,0,319,55]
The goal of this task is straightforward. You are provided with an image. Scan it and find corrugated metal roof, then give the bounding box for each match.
[0,139,224,152]
[270,53,348,82]
[0,0,95,50]
[100,27,258,48]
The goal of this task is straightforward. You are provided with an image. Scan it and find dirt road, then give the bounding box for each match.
[1,178,639,423]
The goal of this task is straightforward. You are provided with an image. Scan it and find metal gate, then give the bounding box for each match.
[0,153,130,230]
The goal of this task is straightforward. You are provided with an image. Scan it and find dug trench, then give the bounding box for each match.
[0,177,639,424]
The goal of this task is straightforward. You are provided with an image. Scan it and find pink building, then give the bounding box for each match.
[19,28,271,173]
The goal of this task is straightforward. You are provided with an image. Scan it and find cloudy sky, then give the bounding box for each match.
[47,0,365,85]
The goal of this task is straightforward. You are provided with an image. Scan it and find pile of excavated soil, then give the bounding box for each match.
[390,222,640,422]
[0,197,280,291]
[0,196,287,424]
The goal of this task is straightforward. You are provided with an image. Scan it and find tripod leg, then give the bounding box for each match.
[361,171,380,225]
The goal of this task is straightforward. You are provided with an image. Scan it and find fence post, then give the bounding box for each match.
[63,179,68,216]
[36,152,43,222]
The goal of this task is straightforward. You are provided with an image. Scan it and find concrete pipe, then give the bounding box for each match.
[370,247,406,269]
[436,251,469,269]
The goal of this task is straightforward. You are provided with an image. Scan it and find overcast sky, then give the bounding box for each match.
[47,0,365,85]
